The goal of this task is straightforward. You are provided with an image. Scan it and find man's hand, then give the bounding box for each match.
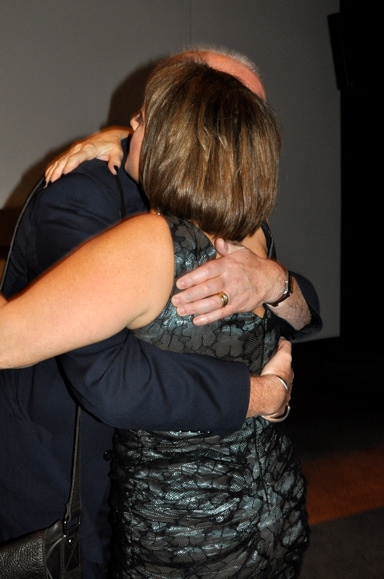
[45,127,130,183]
[172,237,306,326]
[172,239,257,324]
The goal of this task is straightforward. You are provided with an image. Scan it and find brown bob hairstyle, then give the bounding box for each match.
[140,57,282,242]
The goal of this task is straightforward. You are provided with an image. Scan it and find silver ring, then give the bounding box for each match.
[217,291,229,308]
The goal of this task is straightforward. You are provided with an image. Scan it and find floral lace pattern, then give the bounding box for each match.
[109,216,309,578]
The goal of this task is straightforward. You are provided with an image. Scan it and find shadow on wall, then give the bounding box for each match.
[0,260,6,280]
[103,61,158,128]
[0,60,162,277]
[4,60,160,211]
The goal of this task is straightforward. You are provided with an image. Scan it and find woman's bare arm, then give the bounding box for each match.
[44,128,320,335]
[0,214,173,368]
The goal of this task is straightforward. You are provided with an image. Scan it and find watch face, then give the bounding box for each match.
[266,270,292,307]
[287,271,293,296]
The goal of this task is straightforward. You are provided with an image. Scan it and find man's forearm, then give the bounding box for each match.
[268,275,311,330]
[274,270,322,341]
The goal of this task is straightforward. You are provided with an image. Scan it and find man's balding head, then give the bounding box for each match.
[180,45,266,100]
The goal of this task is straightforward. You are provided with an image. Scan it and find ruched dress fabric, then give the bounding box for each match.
[109,216,309,578]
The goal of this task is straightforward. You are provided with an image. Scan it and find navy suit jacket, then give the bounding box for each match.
[0,139,321,568]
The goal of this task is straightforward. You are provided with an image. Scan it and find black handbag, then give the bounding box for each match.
[0,406,82,578]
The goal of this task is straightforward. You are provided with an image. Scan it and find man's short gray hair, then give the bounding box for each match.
[180,43,262,78]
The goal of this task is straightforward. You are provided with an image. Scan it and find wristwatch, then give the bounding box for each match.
[266,268,293,307]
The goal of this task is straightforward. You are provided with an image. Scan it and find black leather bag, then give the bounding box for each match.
[0,408,82,578]
[0,519,81,578]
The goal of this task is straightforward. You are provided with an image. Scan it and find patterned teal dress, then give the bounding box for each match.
[109,216,309,578]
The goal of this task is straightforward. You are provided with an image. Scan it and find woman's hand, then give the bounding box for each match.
[247,337,293,419]
[45,127,130,183]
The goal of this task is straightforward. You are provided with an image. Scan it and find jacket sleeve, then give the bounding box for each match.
[33,170,251,436]
[59,332,250,436]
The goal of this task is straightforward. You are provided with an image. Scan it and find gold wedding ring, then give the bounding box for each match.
[218,291,229,308]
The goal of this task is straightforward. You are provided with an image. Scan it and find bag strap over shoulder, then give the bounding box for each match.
[64,406,81,535]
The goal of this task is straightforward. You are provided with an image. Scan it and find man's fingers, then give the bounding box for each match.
[176,261,225,290]
[172,291,229,313]
[192,308,234,326]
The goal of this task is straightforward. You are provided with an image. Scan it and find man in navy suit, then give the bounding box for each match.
[0,50,321,578]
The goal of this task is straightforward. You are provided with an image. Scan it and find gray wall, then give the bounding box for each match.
[1,0,340,341]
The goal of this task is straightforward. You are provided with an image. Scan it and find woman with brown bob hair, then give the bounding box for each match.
[0,58,308,577]
[141,55,280,241]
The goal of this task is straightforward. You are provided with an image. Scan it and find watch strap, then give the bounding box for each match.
[266,268,293,307]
